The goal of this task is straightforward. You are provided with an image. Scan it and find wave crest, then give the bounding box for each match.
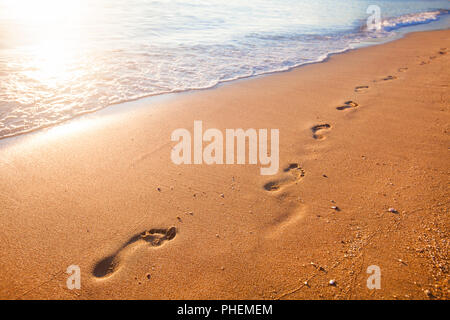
[381,9,448,32]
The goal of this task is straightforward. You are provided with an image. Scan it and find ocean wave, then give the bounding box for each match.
[381,9,449,32]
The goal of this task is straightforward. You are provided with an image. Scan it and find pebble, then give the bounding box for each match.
[157,187,161,192]
[388,208,398,213]
[220,193,224,198]
[329,279,336,286]
[424,289,432,297]
[146,273,151,280]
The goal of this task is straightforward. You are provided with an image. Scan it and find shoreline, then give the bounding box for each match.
[0,29,449,300]
[1,23,449,145]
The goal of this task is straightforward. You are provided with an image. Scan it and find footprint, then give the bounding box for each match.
[418,49,447,65]
[354,85,369,93]
[336,100,359,111]
[311,124,332,140]
[381,75,397,81]
[266,205,307,239]
[92,227,177,279]
[264,163,304,192]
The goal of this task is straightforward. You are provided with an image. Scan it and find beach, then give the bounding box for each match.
[0,29,449,299]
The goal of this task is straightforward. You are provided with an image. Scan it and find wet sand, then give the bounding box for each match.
[0,29,449,300]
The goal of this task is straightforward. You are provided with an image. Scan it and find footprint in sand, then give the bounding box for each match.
[355,86,369,92]
[419,49,447,65]
[373,75,398,82]
[264,163,305,192]
[381,75,397,81]
[266,205,307,239]
[430,49,448,59]
[354,85,369,93]
[311,124,332,140]
[336,100,359,111]
[92,227,177,279]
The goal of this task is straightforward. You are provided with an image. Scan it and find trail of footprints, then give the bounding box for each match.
[262,47,449,261]
[93,227,177,279]
[420,48,447,65]
[262,54,421,218]
[261,46,449,279]
[272,47,447,195]
[94,47,447,282]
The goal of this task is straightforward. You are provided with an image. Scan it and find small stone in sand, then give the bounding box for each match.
[146,273,151,280]
[220,193,224,198]
[388,208,398,213]
[424,289,432,297]
[329,280,336,286]
[157,187,161,192]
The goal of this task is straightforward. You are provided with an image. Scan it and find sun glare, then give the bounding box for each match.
[3,0,83,23]
[2,0,89,87]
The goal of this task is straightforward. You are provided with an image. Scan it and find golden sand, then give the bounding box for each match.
[0,30,448,299]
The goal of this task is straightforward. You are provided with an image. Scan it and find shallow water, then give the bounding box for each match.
[0,0,449,139]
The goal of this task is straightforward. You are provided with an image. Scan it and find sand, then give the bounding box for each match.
[0,30,448,300]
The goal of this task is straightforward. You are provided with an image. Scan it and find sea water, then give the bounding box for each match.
[0,0,449,139]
